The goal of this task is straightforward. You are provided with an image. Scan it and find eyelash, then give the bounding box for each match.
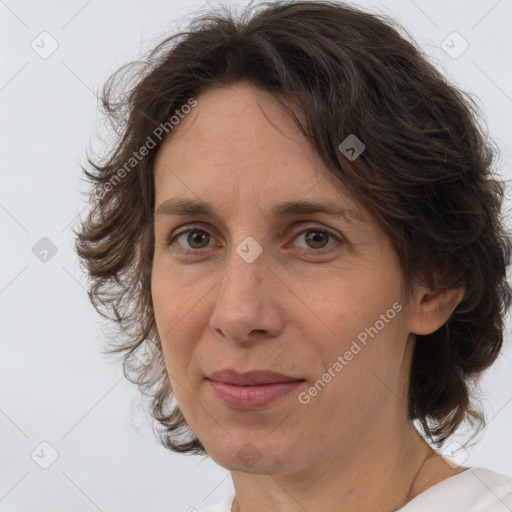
[166,224,343,255]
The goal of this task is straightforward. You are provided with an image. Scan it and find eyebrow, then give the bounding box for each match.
[155,197,366,224]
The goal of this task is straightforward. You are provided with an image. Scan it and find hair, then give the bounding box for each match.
[74,0,512,455]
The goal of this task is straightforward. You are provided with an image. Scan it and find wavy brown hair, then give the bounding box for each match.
[74,0,512,455]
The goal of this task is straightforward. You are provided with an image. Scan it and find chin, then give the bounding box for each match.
[202,432,304,475]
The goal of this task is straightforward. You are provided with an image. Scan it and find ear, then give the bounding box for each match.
[408,286,465,336]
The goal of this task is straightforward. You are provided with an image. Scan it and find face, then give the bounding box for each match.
[151,82,421,476]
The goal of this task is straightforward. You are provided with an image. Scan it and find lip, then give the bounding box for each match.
[207,369,305,410]
[208,380,304,409]
[208,369,302,385]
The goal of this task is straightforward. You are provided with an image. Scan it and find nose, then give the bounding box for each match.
[209,251,284,344]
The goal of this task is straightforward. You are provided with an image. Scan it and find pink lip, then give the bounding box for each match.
[208,380,303,409]
[207,369,305,410]
[208,369,302,385]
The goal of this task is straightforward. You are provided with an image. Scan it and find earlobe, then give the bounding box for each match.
[409,286,465,336]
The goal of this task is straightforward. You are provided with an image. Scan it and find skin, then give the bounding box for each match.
[151,82,466,512]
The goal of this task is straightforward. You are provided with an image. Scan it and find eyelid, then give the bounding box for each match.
[167,223,219,245]
[287,223,343,253]
[167,222,343,252]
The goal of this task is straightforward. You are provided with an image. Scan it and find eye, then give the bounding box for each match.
[168,228,218,251]
[291,227,341,253]
[166,225,342,254]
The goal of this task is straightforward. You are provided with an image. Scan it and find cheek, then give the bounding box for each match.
[151,266,192,334]
[301,312,409,434]
[308,279,407,375]
[151,280,187,371]
[151,276,211,378]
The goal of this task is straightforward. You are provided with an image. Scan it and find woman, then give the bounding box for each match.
[75,1,512,510]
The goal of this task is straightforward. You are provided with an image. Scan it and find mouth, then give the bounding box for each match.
[207,368,305,386]
[206,369,305,410]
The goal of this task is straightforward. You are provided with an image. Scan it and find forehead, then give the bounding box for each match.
[153,82,365,219]
[155,83,312,176]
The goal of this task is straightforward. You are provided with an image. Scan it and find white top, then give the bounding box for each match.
[194,467,512,512]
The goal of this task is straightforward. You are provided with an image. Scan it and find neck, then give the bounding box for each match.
[230,417,438,512]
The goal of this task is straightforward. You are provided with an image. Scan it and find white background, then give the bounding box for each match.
[1,0,512,511]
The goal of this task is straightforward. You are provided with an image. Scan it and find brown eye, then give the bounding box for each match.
[166,225,342,255]
[293,228,340,251]
[304,230,330,249]
[169,228,216,250]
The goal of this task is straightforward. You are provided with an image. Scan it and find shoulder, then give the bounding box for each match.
[398,466,512,512]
